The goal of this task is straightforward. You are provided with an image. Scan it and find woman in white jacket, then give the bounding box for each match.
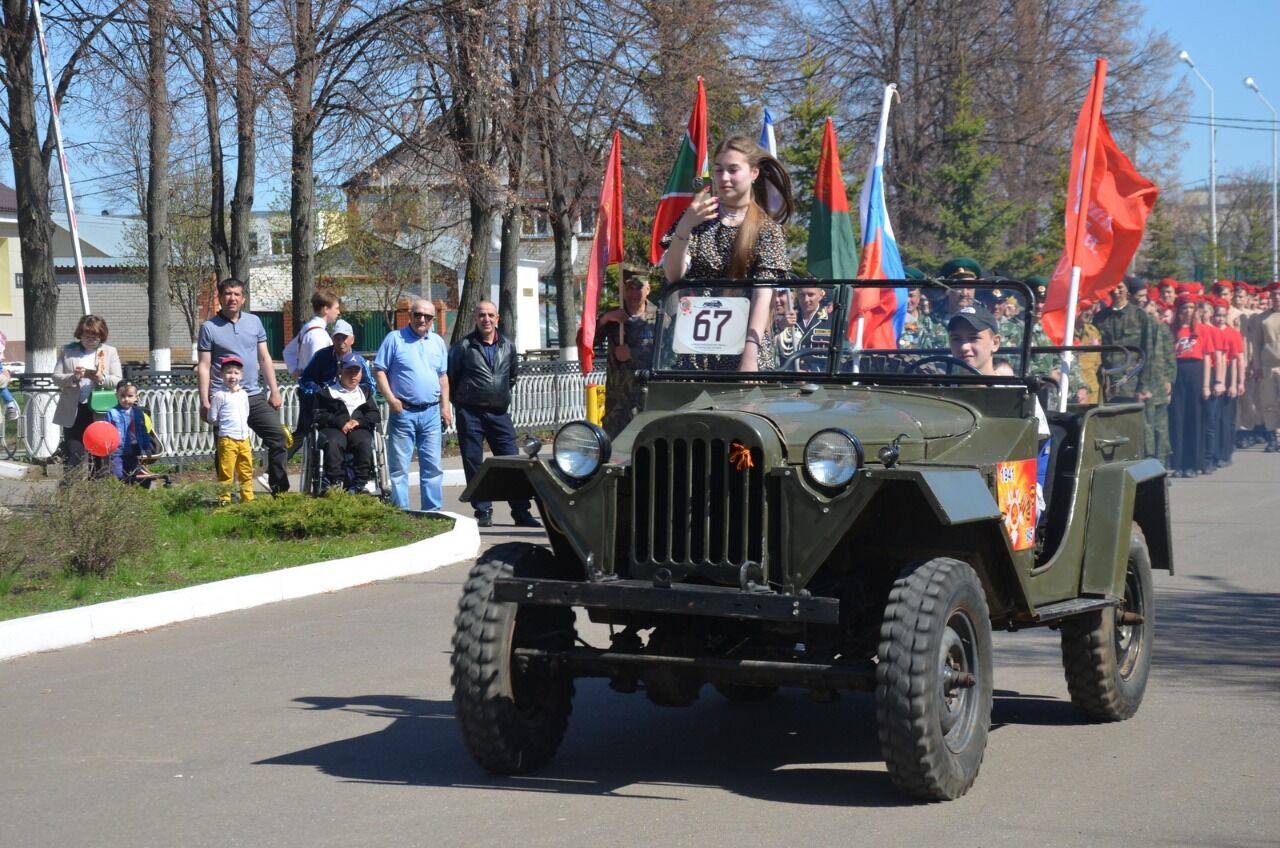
[53,314,122,473]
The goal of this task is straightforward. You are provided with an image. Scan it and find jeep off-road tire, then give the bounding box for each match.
[1060,524,1153,722]
[451,543,576,774]
[876,557,993,801]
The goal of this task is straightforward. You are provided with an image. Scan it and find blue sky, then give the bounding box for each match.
[1144,0,1280,190]
[5,1,1278,212]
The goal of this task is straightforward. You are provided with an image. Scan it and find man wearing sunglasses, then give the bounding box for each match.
[374,299,452,509]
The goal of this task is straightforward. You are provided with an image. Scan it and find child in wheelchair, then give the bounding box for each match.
[313,352,381,494]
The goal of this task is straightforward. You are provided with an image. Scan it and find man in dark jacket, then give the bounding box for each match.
[447,301,539,527]
[313,352,382,493]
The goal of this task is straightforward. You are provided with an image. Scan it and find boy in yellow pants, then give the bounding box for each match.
[209,354,254,504]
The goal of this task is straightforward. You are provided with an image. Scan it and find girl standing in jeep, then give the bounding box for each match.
[660,136,793,371]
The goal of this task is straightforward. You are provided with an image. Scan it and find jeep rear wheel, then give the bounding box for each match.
[876,557,993,801]
[451,543,577,774]
[1060,524,1153,722]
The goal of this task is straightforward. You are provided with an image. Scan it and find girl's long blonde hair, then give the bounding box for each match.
[713,136,794,278]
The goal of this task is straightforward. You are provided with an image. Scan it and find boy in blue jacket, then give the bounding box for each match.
[105,382,154,481]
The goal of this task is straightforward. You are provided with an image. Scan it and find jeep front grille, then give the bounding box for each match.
[631,437,765,569]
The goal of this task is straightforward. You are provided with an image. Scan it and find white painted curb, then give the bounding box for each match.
[0,510,480,663]
[0,459,30,480]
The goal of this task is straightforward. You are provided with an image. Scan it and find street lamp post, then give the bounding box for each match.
[1180,50,1218,279]
[1245,77,1278,282]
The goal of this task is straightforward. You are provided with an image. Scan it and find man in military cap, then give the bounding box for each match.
[996,276,1056,379]
[1094,277,1172,459]
[897,267,929,349]
[775,286,833,370]
[918,257,981,349]
[599,268,658,439]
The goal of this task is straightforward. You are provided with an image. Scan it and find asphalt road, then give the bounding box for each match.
[4,452,1279,848]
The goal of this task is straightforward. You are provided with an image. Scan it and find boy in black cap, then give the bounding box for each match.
[945,304,1002,374]
[946,305,1052,514]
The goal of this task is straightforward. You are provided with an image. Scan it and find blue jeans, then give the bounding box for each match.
[386,407,442,510]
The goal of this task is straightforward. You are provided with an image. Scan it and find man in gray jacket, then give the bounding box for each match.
[448,301,539,528]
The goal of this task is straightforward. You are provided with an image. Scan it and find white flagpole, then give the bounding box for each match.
[32,0,91,315]
[1058,268,1080,412]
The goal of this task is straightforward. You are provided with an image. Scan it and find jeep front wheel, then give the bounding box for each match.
[451,543,577,774]
[1060,524,1154,722]
[876,557,993,801]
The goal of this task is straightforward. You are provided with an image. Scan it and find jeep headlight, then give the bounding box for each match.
[552,421,610,482]
[803,429,863,490]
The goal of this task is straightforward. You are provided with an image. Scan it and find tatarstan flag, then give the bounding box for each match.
[577,129,624,374]
[650,78,709,265]
[807,117,859,280]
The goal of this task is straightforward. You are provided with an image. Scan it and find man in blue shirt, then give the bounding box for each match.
[197,278,289,494]
[374,299,452,509]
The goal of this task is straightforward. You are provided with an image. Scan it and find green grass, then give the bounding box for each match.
[0,489,450,621]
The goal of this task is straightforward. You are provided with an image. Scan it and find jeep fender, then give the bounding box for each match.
[1081,458,1172,598]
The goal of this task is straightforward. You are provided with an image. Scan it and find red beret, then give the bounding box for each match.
[1175,293,1200,308]
[1159,278,1178,287]
[1267,282,1280,292]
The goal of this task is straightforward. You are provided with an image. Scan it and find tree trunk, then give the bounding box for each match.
[197,0,229,282]
[454,195,492,344]
[550,211,577,360]
[229,0,255,292]
[147,0,172,370]
[2,0,58,374]
[498,205,521,345]
[289,0,316,332]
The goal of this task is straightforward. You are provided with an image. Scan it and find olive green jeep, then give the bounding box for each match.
[451,279,1171,801]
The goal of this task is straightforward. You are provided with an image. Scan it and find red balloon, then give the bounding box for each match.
[83,420,121,457]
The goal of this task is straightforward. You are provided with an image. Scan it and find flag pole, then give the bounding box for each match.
[32,0,90,315]
[1057,60,1108,412]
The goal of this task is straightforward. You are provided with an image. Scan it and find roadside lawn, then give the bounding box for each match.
[0,481,450,621]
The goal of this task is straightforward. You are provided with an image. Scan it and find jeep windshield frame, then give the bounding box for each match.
[651,278,1037,388]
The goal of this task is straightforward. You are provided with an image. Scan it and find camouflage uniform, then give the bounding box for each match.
[1000,316,1057,377]
[601,301,658,439]
[898,311,930,349]
[1149,319,1176,465]
[1095,302,1163,458]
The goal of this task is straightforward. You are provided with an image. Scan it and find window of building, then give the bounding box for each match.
[249,232,259,255]
[271,231,291,255]
[526,208,550,239]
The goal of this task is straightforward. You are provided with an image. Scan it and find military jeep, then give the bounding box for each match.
[451,279,1171,801]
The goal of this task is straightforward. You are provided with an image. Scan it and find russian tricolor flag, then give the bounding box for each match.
[848,84,907,349]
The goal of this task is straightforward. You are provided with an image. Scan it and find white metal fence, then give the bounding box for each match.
[4,363,606,463]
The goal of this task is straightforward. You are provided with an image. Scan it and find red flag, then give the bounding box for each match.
[578,129,624,373]
[649,79,709,265]
[1042,60,1158,344]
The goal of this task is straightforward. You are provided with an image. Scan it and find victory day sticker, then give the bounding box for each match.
[996,459,1038,551]
[672,296,751,355]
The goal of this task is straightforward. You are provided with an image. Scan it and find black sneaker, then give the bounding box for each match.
[475,511,493,527]
[512,512,542,528]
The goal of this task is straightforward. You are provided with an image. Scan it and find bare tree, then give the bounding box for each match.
[229,0,256,287]
[147,0,173,369]
[1,0,123,373]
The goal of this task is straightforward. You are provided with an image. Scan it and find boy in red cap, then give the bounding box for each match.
[208,354,254,504]
[1211,299,1244,465]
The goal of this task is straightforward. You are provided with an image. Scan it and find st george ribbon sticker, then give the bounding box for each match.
[672,296,751,355]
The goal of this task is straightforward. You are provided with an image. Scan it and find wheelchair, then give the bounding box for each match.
[298,422,392,500]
